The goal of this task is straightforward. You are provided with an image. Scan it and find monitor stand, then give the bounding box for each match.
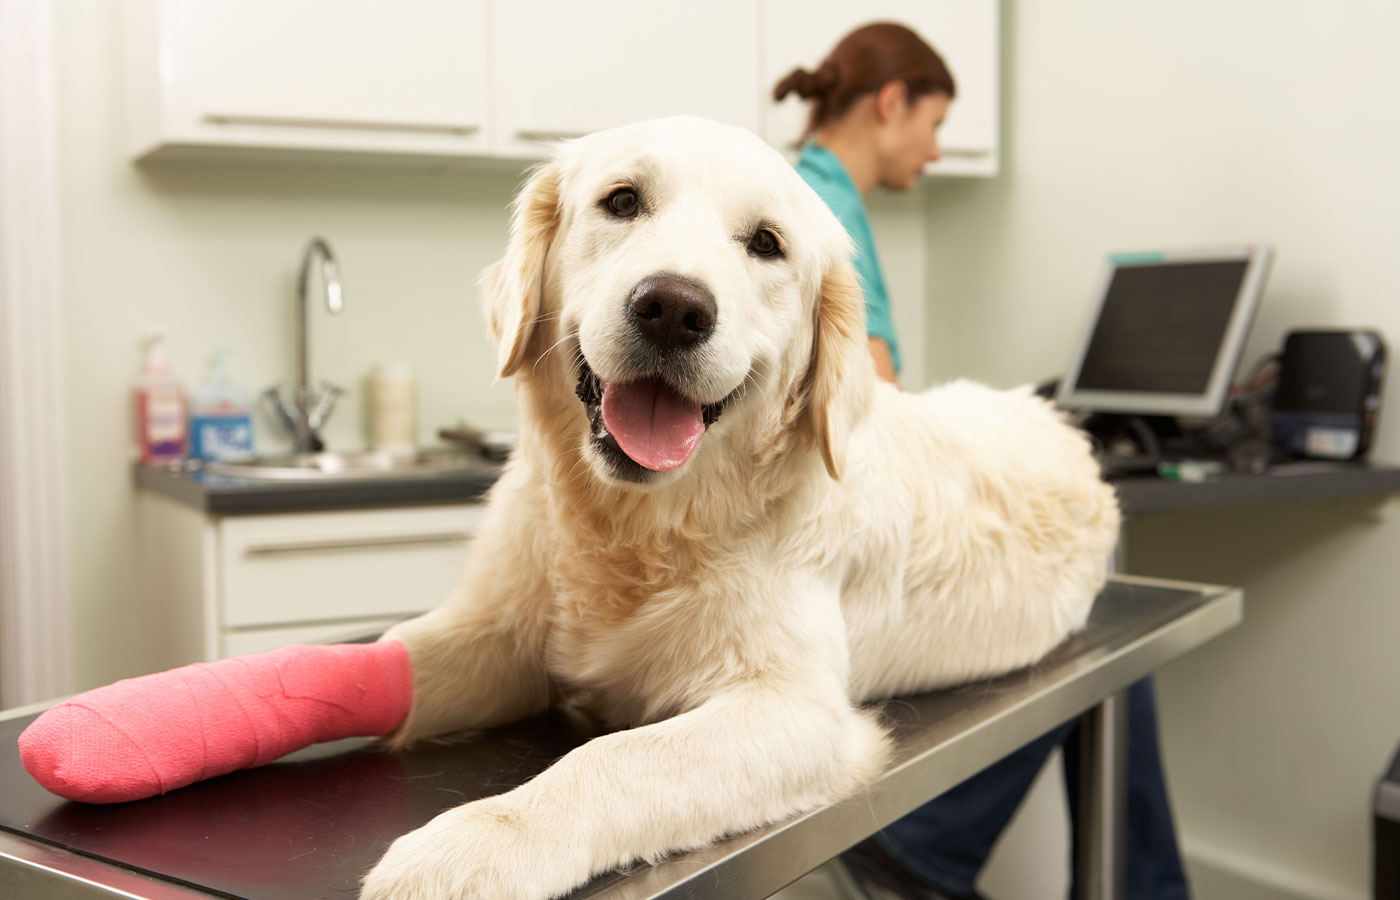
[1082,413,1183,474]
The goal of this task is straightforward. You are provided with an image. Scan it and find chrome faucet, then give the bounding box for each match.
[266,237,345,453]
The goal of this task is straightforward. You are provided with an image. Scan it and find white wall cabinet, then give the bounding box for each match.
[123,0,998,176]
[138,493,483,665]
[762,0,1000,176]
[123,0,492,161]
[493,1,761,158]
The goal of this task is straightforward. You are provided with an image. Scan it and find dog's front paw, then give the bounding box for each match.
[360,795,582,900]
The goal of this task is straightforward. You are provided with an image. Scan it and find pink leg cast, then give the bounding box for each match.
[17,641,412,804]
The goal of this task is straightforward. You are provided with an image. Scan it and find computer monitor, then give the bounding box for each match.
[1056,244,1274,418]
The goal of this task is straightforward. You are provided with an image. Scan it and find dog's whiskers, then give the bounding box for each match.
[534,330,581,373]
[564,451,595,484]
[739,361,772,400]
[746,358,772,383]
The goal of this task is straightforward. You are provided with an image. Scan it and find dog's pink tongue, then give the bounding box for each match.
[601,378,705,471]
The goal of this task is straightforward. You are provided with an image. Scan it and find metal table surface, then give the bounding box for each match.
[0,576,1241,900]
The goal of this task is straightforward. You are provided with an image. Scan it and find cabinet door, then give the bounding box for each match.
[494,1,761,158]
[142,0,490,156]
[761,1,999,176]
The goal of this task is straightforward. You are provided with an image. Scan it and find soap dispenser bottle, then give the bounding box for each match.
[135,328,188,465]
[189,350,254,462]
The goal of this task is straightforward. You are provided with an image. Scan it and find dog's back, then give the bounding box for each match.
[836,379,1121,700]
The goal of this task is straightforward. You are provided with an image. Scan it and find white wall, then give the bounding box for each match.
[924,2,1400,897]
[47,0,929,690]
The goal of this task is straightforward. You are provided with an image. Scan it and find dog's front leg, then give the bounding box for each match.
[360,682,890,900]
[379,477,554,746]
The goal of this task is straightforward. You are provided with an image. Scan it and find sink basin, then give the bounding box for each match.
[203,448,494,482]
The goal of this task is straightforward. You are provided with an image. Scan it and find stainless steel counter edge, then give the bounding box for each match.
[575,577,1243,900]
[0,831,225,900]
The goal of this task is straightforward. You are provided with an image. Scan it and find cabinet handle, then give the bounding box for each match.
[935,147,992,160]
[515,129,590,143]
[202,112,481,137]
[242,531,474,555]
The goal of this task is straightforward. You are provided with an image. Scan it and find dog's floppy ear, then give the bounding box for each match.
[808,259,876,480]
[481,162,562,379]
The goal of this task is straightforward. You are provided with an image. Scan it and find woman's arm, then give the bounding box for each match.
[869,336,899,386]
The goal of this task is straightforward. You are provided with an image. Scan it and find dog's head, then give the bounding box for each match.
[482,116,873,488]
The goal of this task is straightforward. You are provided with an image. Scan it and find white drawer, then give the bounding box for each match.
[220,616,413,657]
[218,504,484,628]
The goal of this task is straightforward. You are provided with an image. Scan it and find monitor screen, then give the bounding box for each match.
[1057,245,1273,418]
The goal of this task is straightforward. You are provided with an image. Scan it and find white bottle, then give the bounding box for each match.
[368,362,417,453]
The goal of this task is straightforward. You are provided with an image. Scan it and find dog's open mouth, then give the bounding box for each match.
[576,361,727,474]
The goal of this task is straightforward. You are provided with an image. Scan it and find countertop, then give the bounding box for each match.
[1111,460,1400,516]
[134,456,502,514]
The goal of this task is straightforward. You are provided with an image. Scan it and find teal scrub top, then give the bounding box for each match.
[793,142,901,374]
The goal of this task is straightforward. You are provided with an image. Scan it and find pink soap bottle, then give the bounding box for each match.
[135,328,188,465]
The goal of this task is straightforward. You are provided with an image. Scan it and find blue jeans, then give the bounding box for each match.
[872,678,1188,900]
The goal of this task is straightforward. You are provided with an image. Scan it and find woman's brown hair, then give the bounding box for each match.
[773,22,956,140]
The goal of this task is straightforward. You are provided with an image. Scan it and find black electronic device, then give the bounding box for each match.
[1056,245,1273,418]
[1271,330,1386,461]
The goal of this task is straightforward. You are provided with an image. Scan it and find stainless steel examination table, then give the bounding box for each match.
[0,576,1240,900]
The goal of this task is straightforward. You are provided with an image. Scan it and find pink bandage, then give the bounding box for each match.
[18,641,413,804]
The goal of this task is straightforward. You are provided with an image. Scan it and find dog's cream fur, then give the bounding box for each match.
[360,117,1120,900]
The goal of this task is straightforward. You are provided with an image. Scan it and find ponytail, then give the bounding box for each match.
[772,23,955,142]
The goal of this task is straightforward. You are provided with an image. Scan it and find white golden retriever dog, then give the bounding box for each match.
[361,116,1120,900]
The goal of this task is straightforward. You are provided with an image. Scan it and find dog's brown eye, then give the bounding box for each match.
[748,228,782,259]
[604,187,640,218]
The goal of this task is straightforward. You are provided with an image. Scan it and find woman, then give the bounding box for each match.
[774,22,953,385]
[774,24,1190,900]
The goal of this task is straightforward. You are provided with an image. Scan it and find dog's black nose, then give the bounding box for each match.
[628,276,717,351]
